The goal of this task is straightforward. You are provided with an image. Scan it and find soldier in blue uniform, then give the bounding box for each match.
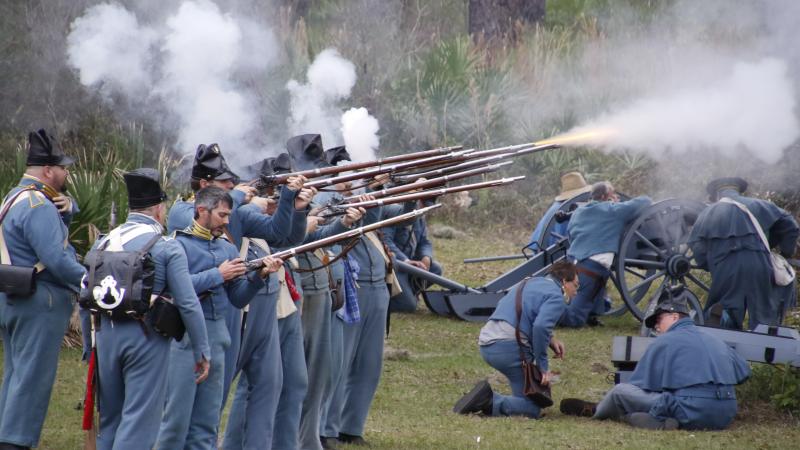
[325,202,408,446]
[561,288,751,430]
[155,187,283,449]
[454,261,576,418]
[88,169,211,450]
[384,200,443,313]
[689,177,799,330]
[559,182,651,327]
[0,129,86,449]
[222,155,307,450]
[295,198,365,450]
[525,171,591,252]
[165,143,311,432]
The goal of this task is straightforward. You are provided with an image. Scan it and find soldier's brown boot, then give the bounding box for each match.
[559,398,597,417]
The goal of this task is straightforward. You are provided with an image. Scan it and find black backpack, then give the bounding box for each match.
[79,232,162,321]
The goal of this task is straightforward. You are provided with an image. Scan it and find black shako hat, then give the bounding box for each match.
[706,177,748,202]
[191,143,238,181]
[324,146,351,166]
[286,134,328,171]
[644,286,692,328]
[27,128,75,166]
[123,168,168,209]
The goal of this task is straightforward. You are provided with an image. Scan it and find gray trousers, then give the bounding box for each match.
[594,383,661,420]
[299,290,333,450]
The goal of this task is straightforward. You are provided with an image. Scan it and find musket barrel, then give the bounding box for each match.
[264,145,463,185]
[344,161,512,201]
[244,204,443,270]
[327,176,525,213]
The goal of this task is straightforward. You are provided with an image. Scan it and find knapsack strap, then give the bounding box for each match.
[514,278,531,363]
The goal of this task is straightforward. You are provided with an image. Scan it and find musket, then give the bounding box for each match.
[393,143,558,183]
[340,161,513,202]
[320,176,525,217]
[305,142,556,190]
[258,145,463,186]
[244,204,442,271]
[304,149,475,189]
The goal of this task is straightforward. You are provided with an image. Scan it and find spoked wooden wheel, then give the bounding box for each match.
[615,199,710,321]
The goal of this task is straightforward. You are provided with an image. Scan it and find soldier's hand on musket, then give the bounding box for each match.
[195,357,210,384]
[356,194,375,203]
[549,337,565,359]
[219,258,247,281]
[407,260,428,270]
[420,256,432,271]
[258,256,283,278]
[250,196,276,214]
[368,173,391,189]
[234,184,258,203]
[307,215,323,233]
[295,186,317,210]
[341,207,366,227]
[52,194,73,214]
[286,175,307,191]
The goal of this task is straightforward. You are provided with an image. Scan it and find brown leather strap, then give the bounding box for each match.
[514,278,531,363]
[576,265,601,279]
[375,230,394,273]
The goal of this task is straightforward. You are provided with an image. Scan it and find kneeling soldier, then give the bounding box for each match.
[561,287,751,430]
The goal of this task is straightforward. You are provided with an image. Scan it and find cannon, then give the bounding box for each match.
[410,197,712,322]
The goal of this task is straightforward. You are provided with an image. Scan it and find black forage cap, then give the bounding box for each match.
[706,177,748,202]
[123,168,168,209]
[191,143,238,181]
[644,286,692,328]
[286,134,328,171]
[325,146,351,166]
[26,128,75,166]
[250,154,293,178]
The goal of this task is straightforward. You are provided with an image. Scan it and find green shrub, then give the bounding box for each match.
[738,362,800,416]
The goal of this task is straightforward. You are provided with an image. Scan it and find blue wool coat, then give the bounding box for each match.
[629,318,750,429]
[488,277,565,371]
[0,176,87,447]
[688,189,797,328]
[567,196,651,262]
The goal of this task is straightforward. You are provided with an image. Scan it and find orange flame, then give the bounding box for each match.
[535,128,618,147]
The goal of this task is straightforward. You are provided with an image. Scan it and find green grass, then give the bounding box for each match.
[3,230,799,449]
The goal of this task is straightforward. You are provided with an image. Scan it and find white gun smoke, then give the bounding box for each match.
[66,0,279,167]
[287,48,380,160]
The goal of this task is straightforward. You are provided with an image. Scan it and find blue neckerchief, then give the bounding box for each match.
[339,255,361,324]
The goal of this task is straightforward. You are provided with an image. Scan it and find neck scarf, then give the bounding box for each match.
[186,220,213,241]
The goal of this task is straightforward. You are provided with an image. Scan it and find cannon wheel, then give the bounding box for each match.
[615,199,710,321]
[537,192,634,317]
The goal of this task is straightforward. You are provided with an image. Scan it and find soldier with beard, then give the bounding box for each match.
[0,129,86,449]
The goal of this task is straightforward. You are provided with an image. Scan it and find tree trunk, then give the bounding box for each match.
[468,0,546,43]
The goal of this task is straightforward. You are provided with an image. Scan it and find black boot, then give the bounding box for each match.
[559,398,597,417]
[338,433,369,446]
[453,379,493,415]
[321,436,340,449]
[0,443,30,450]
[626,412,679,430]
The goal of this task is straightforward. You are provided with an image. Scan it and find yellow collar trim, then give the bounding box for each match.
[22,174,60,200]
[187,220,213,241]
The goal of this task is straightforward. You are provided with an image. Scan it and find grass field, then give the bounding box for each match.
[4,229,800,449]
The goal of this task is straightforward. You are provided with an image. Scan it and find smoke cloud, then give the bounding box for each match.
[287,49,358,145]
[518,0,800,172]
[559,58,798,165]
[66,0,280,167]
[287,48,380,158]
[341,107,379,162]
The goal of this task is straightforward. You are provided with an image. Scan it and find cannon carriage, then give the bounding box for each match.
[409,196,711,324]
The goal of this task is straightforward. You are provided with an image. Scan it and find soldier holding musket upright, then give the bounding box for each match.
[80,169,211,450]
[0,129,86,449]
